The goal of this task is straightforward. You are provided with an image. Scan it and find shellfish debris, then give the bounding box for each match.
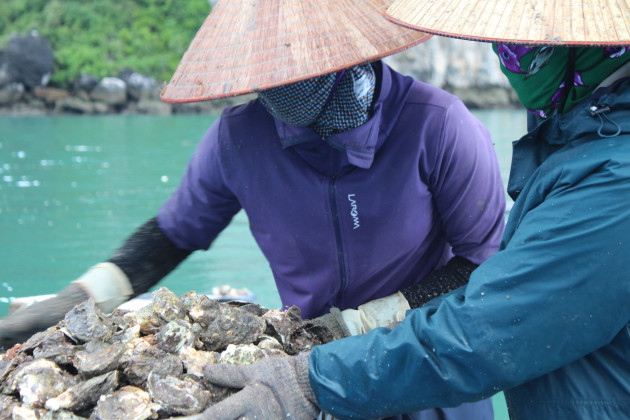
[0,287,337,417]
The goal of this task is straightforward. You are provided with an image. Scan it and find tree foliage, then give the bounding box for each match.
[0,0,210,87]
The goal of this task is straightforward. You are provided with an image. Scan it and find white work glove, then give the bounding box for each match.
[309,291,410,338]
[310,257,478,338]
[338,291,410,335]
[72,262,134,313]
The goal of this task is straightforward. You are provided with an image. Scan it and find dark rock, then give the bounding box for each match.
[0,102,47,116]
[450,86,520,110]
[90,77,127,105]
[92,101,109,114]
[24,97,47,112]
[0,83,24,105]
[117,67,135,82]
[33,86,69,104]
[136,99,172,115]
[0,55,11,88]
[74,73,99,92]
[119,70,160,100]
[55,97,95,114]
[4,31,54,89]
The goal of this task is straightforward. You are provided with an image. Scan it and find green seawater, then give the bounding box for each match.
[0,110,526,419]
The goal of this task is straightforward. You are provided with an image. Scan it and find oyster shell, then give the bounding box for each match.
[256,334,284,351]
[179,347,220,378]
[263,306,303,343]
[64,300,115,343]
[74,341,126,377]
[179,290,199,312]
[111,323,141,343]
[284,321,336,355]
[121,339,183,386]
[122,288,188,336]
[148,287,187,322]
[12,359,75,408]
[233,302,269,317]
[91,385,160,420]
[31,329,80,366]
[189,295,266,351]
[155,319,200,354]
[147,373,210,415]
[220,343,268,366]
[45,371,119,412]
[12,406,87,419]
[0,350,33,391]
[0,286,337,416]
[123,310,163,335]
[0,394,19,417]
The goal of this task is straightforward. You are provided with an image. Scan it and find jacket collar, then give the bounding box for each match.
[528,77,630,145]
[508,77,630,200]
[273,61,392,170]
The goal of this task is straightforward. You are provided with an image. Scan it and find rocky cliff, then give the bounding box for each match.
[386,36,520,109]
[0,33,520,116]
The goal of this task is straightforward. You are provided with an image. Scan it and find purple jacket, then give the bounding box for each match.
[157,61,505,319]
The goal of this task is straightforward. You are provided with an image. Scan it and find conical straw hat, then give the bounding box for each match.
[161,0,432,103]
[385,0,630,46]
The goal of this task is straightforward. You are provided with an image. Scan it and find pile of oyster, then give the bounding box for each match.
[0,287,336,419]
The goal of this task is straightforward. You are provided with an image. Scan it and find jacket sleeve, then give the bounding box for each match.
[309,150,630,418]
[421,99,506,264]
[157,117,242,251]
[108,217,191,297]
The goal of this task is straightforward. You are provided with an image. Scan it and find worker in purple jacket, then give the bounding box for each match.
[0,1,505,419]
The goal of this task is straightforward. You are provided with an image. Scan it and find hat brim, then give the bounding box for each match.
[161,0,432,103]
[385,0,630,47]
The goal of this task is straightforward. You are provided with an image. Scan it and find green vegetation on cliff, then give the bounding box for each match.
[0,0,210,87]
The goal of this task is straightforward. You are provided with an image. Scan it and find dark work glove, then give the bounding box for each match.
[197,352,319,419]
[400,256,477,308]
[0,283,89,350]
[304,307,352,339]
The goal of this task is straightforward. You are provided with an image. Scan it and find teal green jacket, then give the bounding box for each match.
[309,79,630,419]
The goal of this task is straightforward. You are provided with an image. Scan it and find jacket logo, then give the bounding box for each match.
[347,194,360,229]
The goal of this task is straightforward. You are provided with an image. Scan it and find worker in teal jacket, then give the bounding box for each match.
[197,2,630,419]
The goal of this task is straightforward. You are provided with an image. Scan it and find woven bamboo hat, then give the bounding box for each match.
[385,0,630,46]
[161,0,432,103]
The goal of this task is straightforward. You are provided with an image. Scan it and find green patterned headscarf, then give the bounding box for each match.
[493,45,630,118]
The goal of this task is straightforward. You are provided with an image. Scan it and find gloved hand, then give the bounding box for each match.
[310,292,411,338]
[0,262,133,350]
[197,352,319,419]
[0,283,89,350]
[309,257,478,337]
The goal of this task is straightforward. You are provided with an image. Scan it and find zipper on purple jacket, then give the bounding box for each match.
[328,151,347,308]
